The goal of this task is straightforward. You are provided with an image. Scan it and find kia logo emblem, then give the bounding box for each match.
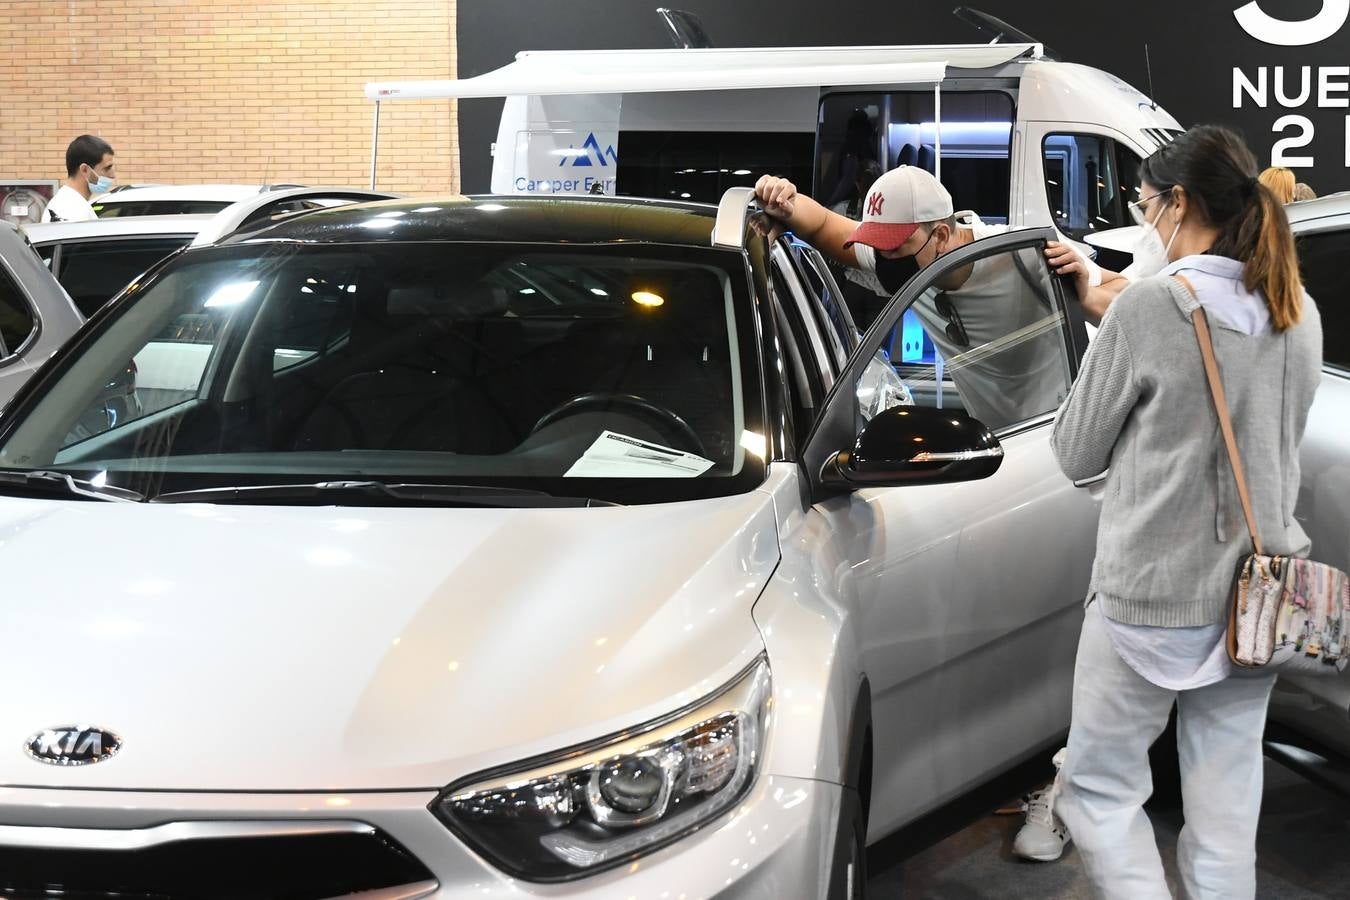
[24,725,122,767]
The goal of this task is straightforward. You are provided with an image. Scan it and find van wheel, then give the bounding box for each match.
[829,787,868,899]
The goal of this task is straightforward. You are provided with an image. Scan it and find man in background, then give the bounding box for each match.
[42,135,116,222]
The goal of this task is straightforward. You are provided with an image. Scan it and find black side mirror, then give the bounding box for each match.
[820,405,1003,490]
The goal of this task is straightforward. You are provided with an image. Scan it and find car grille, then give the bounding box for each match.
[0,827,436,899]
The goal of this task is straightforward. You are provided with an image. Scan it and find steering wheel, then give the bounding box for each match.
[529,392,707,457]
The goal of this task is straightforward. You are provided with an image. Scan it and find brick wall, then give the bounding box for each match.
[0,1,457,195]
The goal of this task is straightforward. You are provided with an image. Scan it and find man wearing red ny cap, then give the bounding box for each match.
[755,166,1127,431]
[755,164,1131,863]
[754,166,1126,325]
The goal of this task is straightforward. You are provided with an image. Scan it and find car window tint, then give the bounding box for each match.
[1043,133,1143,241]
[56,237,191,317]
[0,264,36,357]
[865,242,1074,433]
[1297,229,1350,371]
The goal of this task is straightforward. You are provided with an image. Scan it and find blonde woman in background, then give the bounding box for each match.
[1258,166,1296,204]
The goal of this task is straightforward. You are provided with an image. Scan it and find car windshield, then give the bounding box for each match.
[0,240,765,505]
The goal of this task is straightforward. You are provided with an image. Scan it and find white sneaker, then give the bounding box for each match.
[1012,784,1071,862]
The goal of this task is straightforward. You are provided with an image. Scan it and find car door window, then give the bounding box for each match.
[784,239,858,368]
[55,237,192,317]
[1043,133,1142,241]
[1296,228,1350,372]
[0,264,37,359]
[852,234,1076,434]
[768,250,832,438]
[772,243,837,384]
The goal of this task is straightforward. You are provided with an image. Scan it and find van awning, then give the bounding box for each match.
[362,43,1040,101]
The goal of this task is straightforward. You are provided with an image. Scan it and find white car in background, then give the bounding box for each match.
[24,214,213,317]
[91,183,306,218]
[0,189,397,412]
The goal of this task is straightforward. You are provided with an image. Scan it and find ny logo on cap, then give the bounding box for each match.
[866,192,884,217]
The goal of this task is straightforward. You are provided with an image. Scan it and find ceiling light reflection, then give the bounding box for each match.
[739,431,767,459]
[203,280,260,308]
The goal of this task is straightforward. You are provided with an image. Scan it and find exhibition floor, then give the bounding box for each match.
[869,756,1350,898]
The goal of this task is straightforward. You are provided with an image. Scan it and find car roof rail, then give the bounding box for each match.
[712,186,756,249]
[190,187,402,247]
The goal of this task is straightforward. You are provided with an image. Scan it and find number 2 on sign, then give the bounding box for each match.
[1272,115,1315,167]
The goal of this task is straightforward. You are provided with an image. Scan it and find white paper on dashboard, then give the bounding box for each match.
[565,430,714,478]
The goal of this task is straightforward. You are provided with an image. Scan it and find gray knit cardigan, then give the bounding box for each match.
[1051,274,1322,627]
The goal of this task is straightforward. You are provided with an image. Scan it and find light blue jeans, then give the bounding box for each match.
[1057,608,1276,900]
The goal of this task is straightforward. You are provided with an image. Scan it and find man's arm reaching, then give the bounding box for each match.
[1044,241,1128,325]
[754,175,866,268]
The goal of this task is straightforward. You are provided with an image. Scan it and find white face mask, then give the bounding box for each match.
[1127,198,1182,279]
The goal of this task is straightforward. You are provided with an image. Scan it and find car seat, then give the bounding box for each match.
[290,284,519,453]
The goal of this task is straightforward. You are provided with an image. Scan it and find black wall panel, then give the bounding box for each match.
[458,0,1350,195]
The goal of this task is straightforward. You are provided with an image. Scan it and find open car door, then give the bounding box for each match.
[795,227,1099,833]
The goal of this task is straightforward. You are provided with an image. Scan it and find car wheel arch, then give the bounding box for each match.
[845,677,873,819]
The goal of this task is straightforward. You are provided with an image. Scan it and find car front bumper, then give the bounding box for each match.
[0,773,839,898]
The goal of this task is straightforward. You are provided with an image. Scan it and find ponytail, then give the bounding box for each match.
[1141,126,1304,332]
[1216,181,1303,331]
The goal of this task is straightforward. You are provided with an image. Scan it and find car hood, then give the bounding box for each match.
[0,491,779,791]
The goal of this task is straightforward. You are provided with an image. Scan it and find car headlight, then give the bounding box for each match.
[431,656,771,881]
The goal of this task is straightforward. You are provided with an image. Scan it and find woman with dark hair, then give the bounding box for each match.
[1049,125,1322,898]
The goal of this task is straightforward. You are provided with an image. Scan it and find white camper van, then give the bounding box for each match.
[365,39,1181,268]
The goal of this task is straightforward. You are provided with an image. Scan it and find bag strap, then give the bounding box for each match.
[1174,274,1264,557]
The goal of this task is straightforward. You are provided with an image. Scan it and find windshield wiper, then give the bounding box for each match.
[0,470,146,503]
[149,480,620,507]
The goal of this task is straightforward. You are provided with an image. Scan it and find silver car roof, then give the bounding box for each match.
[1286,191,1350,229]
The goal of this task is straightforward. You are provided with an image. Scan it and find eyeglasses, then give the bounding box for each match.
[1127,187,1175,228]
[934,292,969,347]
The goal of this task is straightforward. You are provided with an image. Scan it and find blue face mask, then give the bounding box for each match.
[86,168,114,196]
